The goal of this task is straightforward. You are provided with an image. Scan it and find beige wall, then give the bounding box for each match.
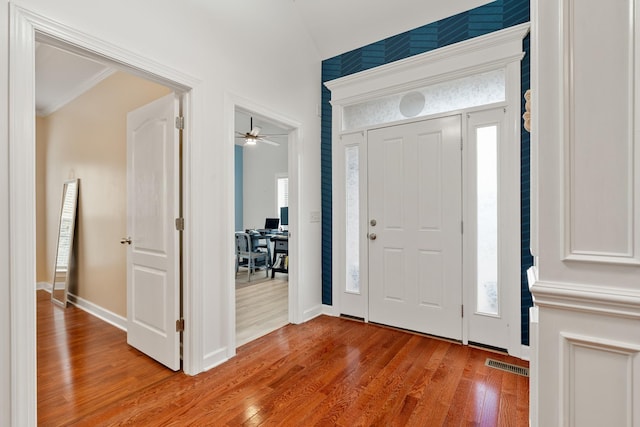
[36,116,49,282]
[36,71,171,317]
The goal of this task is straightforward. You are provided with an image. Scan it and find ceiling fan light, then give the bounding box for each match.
[245,136,257,145]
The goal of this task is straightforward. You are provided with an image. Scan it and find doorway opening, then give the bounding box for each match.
[9,6,202,421]
[225,93,303,357]
[35,42,176,330]
[233,108,291,346]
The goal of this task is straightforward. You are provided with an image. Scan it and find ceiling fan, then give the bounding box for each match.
[235,117,286,146]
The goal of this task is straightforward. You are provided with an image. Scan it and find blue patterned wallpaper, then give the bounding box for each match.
[321,0,533,345]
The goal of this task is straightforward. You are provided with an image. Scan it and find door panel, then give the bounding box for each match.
[126,93,180,371]
[368,116,462,339]
[466,108,510,350]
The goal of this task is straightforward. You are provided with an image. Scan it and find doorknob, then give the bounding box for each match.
[120,237,132,245]
[369,233,377,240]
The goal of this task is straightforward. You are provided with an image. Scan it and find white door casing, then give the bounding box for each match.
[368,116,463,339]
[126,93,181,371]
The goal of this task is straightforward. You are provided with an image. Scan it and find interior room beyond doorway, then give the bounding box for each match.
[234,108,291,346]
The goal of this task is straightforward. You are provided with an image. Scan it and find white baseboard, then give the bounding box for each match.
[203,347,231,372]
[66,293,127,331]
[37,284,127,331]
[322,304,339,317]
[520,344,530,361]
[302,304,323,322]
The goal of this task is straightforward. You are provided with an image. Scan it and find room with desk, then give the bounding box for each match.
[234,110,290,346]
[236,217,289,281]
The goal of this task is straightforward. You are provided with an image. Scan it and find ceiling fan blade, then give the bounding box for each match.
[259,138,280,146]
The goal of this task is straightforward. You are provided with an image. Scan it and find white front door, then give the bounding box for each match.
[126,93,181,371]
[368,115,463,339]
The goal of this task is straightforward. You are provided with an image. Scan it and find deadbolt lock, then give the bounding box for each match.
[370,219,377,226]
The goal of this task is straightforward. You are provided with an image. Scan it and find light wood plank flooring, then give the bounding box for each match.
[37,289,529,426]
[236,271,289,346]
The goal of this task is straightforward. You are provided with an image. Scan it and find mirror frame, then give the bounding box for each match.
[51,179,79,308]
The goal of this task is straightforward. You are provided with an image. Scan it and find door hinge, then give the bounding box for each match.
[461,305,464,318]
[175,116,184,130]
[460,137,463,150]
[176,318,185,332]
[175,217,185,231]
[461,221,464,234]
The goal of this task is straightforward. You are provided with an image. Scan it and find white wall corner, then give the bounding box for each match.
[203,348,231,372]
[302,304,323,322]
[519,344,530,361]
[322,304,340,317]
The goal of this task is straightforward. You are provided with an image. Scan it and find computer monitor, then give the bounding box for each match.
[280,207,288,226]
[264,217,279,230]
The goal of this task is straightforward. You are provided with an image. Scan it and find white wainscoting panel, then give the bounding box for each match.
[563,0,640,265]
[562,332,640,427]
[532,0,640,425]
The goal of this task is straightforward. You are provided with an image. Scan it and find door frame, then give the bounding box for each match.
[9,5,202,424]
[224,93,302,352]
[325,23,529,357]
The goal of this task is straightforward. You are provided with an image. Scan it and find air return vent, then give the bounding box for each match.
[485,358,529,377]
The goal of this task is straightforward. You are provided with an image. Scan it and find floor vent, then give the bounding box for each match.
[485,358,529,377]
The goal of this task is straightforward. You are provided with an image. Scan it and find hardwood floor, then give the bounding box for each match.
[37,290,529,426]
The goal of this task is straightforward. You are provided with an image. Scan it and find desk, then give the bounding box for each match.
[270,235,288,278]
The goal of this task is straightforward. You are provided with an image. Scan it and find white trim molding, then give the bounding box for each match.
[530,279,640,319]
[326,23,530,105]
[66,293,128,331]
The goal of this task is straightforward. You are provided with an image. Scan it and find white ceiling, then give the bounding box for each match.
[35,0,491,117]
[35,43,113,117]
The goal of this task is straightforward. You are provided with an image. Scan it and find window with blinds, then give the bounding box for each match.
[277,175,288,225]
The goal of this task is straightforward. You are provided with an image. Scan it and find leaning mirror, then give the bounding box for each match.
[51,179,79,307]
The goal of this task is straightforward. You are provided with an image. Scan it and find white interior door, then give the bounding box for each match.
[368,115,462,339]
[126,93,181,371]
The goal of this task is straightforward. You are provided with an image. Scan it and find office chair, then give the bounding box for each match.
[235,232,270,281]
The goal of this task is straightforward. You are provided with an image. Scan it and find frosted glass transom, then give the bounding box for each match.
[342,69,505,130]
